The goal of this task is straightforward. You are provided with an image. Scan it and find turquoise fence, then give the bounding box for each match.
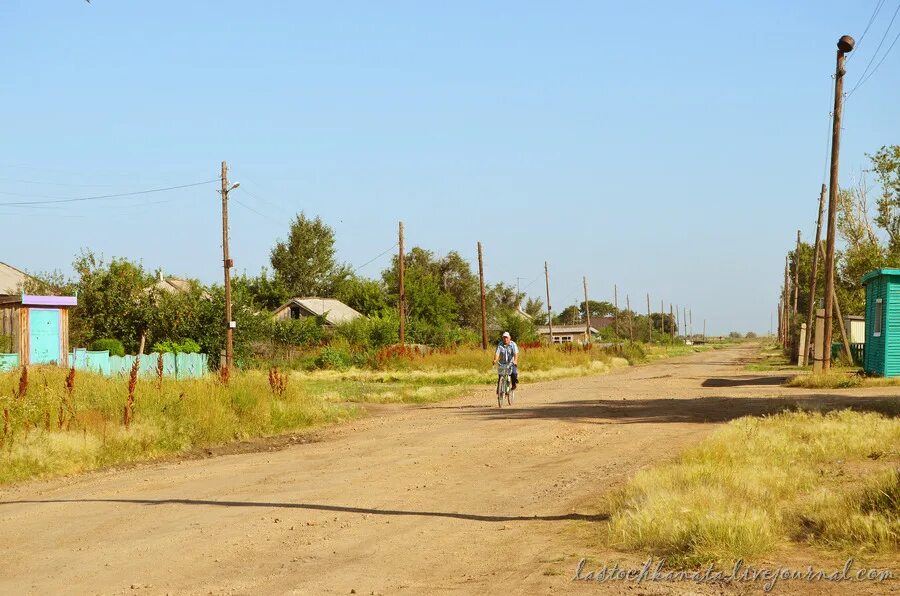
[0,353,19,372]
[70,349,208,379]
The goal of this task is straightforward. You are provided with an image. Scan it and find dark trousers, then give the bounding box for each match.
[497,364,518,393]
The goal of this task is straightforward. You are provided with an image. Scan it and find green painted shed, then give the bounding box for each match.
[861,269,900,376]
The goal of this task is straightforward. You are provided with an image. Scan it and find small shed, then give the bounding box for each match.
[861,269,900,376]
[537,324,598,344]
[843,315,866,344]
[0,294,78,367]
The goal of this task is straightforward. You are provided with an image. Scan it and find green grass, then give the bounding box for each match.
[0,367,359,485]
[604,410,900,566]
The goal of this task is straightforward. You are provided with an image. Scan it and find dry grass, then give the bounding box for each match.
[605,410,900,566]
[786,372,900,389]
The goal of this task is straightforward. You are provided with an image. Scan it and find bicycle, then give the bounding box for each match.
[496,362,515,407]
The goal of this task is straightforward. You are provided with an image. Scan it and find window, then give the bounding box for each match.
[553,335,573,344]
[875,299,883,337]
[290,305,301,320]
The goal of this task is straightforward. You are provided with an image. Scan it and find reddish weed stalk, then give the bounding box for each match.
[268,367,287,396]
[156,352,164,390]
[59,366,77,430]
[123,357,139,429]
[14,366,28,400]
[2,408,9,443]
[219,365,230,385]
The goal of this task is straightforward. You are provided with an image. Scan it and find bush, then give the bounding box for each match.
[494,310,538,344]
[0,334,12,353]
[273,317,324,346]
[152,338,201,354]
[90,338,125,356]
[315,345,354,370]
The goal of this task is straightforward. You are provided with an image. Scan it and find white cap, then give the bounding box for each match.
[502,331,511,338]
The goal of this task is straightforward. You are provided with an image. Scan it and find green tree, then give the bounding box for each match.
[334,276,388,316]
[522,297,545,324]
[270,213,350,297]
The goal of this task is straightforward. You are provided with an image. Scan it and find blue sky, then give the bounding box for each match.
[1,1,898,334]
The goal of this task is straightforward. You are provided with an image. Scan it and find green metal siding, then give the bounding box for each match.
[865,278,887,375]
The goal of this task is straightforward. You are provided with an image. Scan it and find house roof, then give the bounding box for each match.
[276,297,363,325]
[145,272,211,299]
[0,262,32,294]
[537,325,598,334]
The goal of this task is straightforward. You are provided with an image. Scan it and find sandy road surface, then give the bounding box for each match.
[2,345,899,595]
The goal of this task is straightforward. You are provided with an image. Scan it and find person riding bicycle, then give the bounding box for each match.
[492,331,518,395]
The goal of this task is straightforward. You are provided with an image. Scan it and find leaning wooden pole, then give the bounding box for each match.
[803,184,827,365]
[817,241,853,363]
[583,277,591,342]
[792,230,801,318]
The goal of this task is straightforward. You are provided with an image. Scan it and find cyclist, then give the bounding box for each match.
[492,331,519,396]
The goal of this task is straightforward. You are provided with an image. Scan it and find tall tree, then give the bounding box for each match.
[270,213,350,297]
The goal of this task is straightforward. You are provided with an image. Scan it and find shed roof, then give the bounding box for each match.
[861,268,900,285]
[0,261,32,294]
[275,297,363,325]
[537,325,598,334]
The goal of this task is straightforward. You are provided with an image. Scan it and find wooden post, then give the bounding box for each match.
[804,184,827,365]
[817,241,853,363]
[398,222,406,345]
[797,323,807,366]
[477,242,488,350]
[220,161,234,374]
[583,277,591,343]
[626,294,634,343]
[813,308,825,374]
[783,255,790,349]
[646,293,652,343]
[544,261,553,344]
[823,35,855,372]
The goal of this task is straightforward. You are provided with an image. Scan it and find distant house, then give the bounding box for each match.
[586,315,615,330]
[273,297,363,327]
[0,262,33,295]
[537,324,598,344]
[145,271,211,300]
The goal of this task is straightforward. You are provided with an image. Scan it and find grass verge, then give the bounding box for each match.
[604,410,900,566]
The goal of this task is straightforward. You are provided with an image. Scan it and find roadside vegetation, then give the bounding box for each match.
[604,409,900,566]
[0,341,721,485]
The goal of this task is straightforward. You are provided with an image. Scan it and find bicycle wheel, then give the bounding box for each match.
[507,384,514,405]
[497,375,506,408]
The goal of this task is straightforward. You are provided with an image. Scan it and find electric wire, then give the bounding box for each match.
[0,178,220,207]
[849,0,889,62]
[352,243,399,273]
[846,1,900,97]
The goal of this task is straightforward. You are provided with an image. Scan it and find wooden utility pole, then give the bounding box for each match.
[646,293,652,343]
[477,242,488,350]
[817,241,853,363]
[398,222,406,345]
[626,295,634,343]
[822,35,855,371]
[220,160,235,374]
[683,307,688,341]
[613,284,619,337]
[783,255,790,349]
[675,304,680,337]
[689,309,693,340]
[792,230,801,318]
[583,277,591,342]
[660,299,664,334]
[670,304,675,340]
[544,261,553,343]
[804,184,827,365]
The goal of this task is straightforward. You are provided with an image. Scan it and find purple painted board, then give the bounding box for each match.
[21,294,77,307]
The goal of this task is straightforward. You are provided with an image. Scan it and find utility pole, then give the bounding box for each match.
[817,241,853,363]
[477,242,488,350]
[792,230,801,318]
[683,306,687,341]
[583,277,591,343]
[822,35,855,372]
[626,294,634,343]
[676,304,680,338]
[804,184,827,365]
[398,222,406,345]
[670,304,675,340]
[689,308,693,340]
[545,261,553,344]
[660,299,664,334]
[783,255,790,349]
[646,293,652,343]
[613,284,619,338]
[220,160,239,375]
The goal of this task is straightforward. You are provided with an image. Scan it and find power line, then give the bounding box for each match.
[352,243,399,274]
[232,197,280,223]
[846,1,900,97]
[851,27,900,94]
[0,178,220,207]
[849,0,889,62]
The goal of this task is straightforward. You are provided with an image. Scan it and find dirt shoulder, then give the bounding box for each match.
[1,345,898,595]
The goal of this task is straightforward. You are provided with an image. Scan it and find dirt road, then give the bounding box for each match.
[1,345,897,595]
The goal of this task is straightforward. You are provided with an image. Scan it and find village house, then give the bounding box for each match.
[272,297,363,327]
[537,324,598,344]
